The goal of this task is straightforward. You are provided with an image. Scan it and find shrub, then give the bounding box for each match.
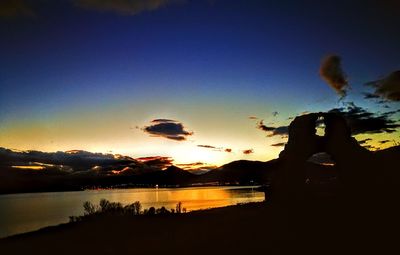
[176,202,182,213]
[133,201,142,215]
[71,199,183,222]
[83,201,96,216]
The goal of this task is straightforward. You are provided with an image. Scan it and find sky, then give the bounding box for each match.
[1,0,400,167]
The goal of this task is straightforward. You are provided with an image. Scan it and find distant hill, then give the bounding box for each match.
[198,159,281,184]
[137,165,195,185]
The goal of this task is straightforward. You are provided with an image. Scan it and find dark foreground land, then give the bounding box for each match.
[0,200,398,255]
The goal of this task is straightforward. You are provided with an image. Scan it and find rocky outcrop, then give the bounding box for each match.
[272,112,386,205]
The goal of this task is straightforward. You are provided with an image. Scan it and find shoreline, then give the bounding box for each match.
[0,202,262,241]
[0,184,262,196]
[0,186,264,239]
[1,200,396,255]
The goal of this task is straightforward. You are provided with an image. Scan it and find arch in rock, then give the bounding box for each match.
[272,112,376,204]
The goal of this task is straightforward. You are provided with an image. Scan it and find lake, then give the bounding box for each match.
[0,186,264,238]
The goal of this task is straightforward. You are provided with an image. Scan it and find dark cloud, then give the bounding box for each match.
[365,70,400,102]
[151,119,177,123]
[143,119,193,141]
[363,92,381,100]
[197,145,218,149]
[363,145,378,151]
[328,102,400,135]
[270,142,286,147]
[307,152,335,166]
[0,0,35,18]
[176,162,204,167]
[319,55,349,97]
[257,120,289,137]
[197,144,234,153]
[257,120,275,132]
[0,147,180,179]
[0,147,138,175]
[136,156,173,169]
[242,149,254,155]
[176,162,216,172]
[358,138,372,145]
[74,0,179,16]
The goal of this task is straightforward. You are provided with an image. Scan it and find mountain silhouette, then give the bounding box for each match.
[199,159,280,184]
[1,112,399,197]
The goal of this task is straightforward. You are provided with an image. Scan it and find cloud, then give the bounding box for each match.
[136,156,173,169]
[328,102,400,135]
[365,70,400,102]
[358,138,372,145]
[363,92,381,100]
[257,120,289,137]
[176,162,216,171]
[0,0,35,18]
[0,147,138,174]
[74,0,179,16]
[197,145,218,149]
[270,142,286,147]
[319,55,349,97]
[242,149,254,155]
[197,144,234,153]
[143,119,193,141]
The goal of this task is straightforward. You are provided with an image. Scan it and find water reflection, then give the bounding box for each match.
[0,186,264,238]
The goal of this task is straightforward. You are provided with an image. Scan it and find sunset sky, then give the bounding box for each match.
[1,0,399,166]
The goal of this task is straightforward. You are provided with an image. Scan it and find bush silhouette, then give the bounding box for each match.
[70,200,187,222]
[83,201,96,216]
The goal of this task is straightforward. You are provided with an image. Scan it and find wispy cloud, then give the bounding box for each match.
[357,138,372,145]
[257,120,289,137]
[74,0,181,16]
[319,55,349,97]
[197,144,234,153]
[197,144,219,149]
[143,119,193,141]
[365,70,400,102]
[176,162,216,171]
[136,156,173,169]
[248,116,259,120]
[328,102,400,135]
[270,142,286,147]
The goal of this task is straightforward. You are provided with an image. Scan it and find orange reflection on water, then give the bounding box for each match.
[0,186,264,238]
[11,166,45,170]
[119,187,264,211]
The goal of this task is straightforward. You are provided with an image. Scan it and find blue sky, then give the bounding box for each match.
[1,0,399,165]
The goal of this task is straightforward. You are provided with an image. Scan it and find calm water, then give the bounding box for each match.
[0,186,264,238]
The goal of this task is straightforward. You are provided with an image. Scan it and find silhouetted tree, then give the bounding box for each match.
[99,199,110,212]
[176,202,182,213]
[147,207,156,215]
[83,201,96,215]
[156,206,170,215]
[133,201,142,215]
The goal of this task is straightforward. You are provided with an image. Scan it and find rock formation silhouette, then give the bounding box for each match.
[272,112,395,206]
